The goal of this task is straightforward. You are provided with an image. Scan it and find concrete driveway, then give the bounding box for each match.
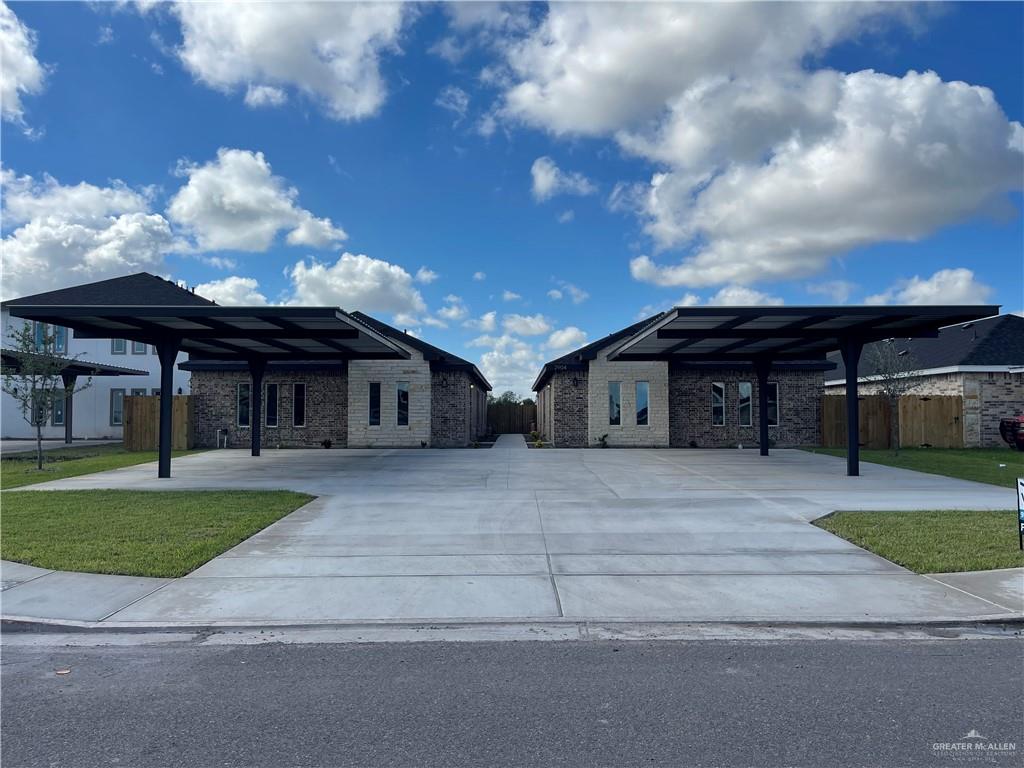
[6,436,1020,625]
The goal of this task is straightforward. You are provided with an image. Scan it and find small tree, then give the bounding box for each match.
[2,323,92,471]
[865,338,920,454]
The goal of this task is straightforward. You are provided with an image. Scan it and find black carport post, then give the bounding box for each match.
[754,358,772,457]
[60,373,76,444]
[156,340,180,478]
[248,359,265,457]
[840,337,864,477]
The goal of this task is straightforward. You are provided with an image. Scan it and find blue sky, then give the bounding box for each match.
[2,2,1022,394]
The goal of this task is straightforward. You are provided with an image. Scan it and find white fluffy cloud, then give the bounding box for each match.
[194,276,268,305]
[807,280,857,304]
[287,252,427,316]
[503,313,551,336]
[167,148,346,252]
[437,294,468,321]
[473,271,487,281]
[1,170,174,300]
[484,4,1022,291]
[171,2,408,120]
[546,326,587,352]
[468,333,544,396]
[548,280,589,304]
[546,289,562,300]
[502,290,521,301]
[0,1,46,127]
[705,285,784,306]
[415,266,439,284]
[463,310,497,332]
[435,85,469,121]
[865,268,993,306]
[627,70,1024,287]
[530,156,596,202]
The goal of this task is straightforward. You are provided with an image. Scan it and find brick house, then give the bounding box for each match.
[823,314,1024,447]
[534,314,831,448]
[184,312,490,449]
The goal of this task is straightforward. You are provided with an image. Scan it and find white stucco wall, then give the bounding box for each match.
[1,310,190,440]
[347,341,431,447]
[587,345,670,447]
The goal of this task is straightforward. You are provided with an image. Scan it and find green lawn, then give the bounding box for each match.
[804,447,1023,488]
[1,444,205,489]
[815,510,1024,573]
[0,490,313,577]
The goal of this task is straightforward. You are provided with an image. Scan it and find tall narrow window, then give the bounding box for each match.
[767,382,780,427]
[131,341,147,355]
[110,389,125,426]
[52,390,65,426]
[237,382,251,427]
[396,382,409,426]
[608,382,621,426]
[368,382,381,426]
[636,381,649,426]
[130,387,147,398]
[54,326,67,353]
[111,339,126,355]
[265,383,279,427]
[32,321,45,351]
[738,382,752,427]
[711,382,725,426]
[293,383,306,427]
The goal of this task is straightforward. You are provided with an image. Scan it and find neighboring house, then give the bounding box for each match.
[183,312,491,449]
[534,314,832,448]
[823,314,1024,448]
[1,276,197,440]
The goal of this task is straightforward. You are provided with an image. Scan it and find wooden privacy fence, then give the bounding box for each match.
[487,401,537,434]
[821,394,963,449]
[123,395,194,451]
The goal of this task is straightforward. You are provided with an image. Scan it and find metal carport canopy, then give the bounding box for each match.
[5,303,411,477]
[1,350,149,446]
[606,305,999,475]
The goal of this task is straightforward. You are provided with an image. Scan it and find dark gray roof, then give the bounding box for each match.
[827,314,1024,381]
[533,313,666,391]
[350,312,492,390]
[2,273,215,307]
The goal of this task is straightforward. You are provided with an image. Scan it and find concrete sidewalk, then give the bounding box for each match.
[1,438,120,455]
[3,447,1021,628]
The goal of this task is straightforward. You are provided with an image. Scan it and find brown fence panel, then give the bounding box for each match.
[820,395,891,449]
[123,396,193,451]
[487,402,537,434]
[899,395,963,448]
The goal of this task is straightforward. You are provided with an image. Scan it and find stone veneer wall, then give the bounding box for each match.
[551,368,588,447]
[430,369,486,447]
[587,351,670,448]
[828,371,1024,447]
[347,351,431,448]
[669,367,823,448]
[191,369,348,449]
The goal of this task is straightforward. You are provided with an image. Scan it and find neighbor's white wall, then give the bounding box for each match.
[347,340,431,447]
[1,309,190,440]
[587,345,669,447]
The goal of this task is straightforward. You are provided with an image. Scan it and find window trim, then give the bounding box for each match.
[711,381,725,427]
[265,382,279,428]
[131,340,148,355]
[52,390,66,426]
[635,380,649,427]
[292,382,306,428]
[237,381,251,428]
[368,382,381,427]
[738,381,752,428]
[110,388,125,426]
[608,381,622,427]
[111,338,126,355]
[767,381,781,427]
[396,381,409,427]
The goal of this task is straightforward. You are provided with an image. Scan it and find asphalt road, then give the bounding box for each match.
[2,636,1021,768]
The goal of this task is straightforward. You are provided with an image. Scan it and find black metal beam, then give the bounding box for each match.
[840,337,864,477]
[155,340,180,478]
[249,359,265,458]
[61,373,76,444]
[754,358,772,457]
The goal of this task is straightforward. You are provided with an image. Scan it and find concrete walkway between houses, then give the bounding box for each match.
[2,445,1021,629]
